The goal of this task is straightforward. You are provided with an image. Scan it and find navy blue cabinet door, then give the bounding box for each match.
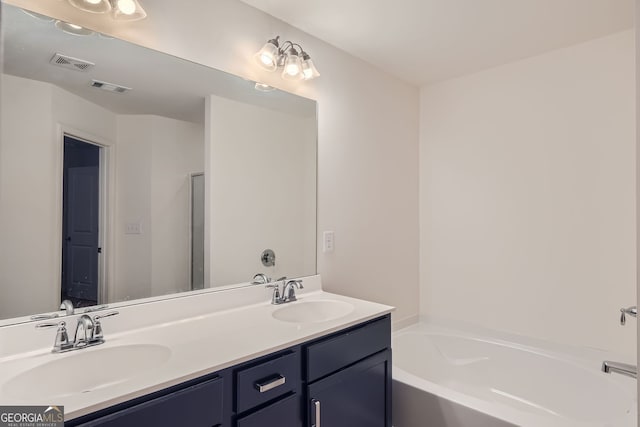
[71,377,224,427]
[307,350,391,427]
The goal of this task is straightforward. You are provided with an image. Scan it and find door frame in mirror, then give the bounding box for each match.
[56,123,117,307]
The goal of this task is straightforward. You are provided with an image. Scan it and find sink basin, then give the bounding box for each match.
[272,300,354,323]
[4,344,171,400]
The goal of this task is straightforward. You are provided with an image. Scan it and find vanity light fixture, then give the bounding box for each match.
[66,0,147,21]
[68,0,111,14]
[54,20,95,36]
[301,53,320,80]
[254,82,276,92]
[110,0,147,21]
[254,36,320,81]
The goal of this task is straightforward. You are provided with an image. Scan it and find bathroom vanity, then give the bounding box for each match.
[67,315,391,427]
[0,6,392,425]
[0,276,394,427]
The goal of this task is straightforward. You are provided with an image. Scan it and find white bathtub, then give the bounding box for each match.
[392,322,637,427]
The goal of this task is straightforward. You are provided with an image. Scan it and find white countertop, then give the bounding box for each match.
[0,276,393,420]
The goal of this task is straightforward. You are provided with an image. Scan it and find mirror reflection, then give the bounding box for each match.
[0,4,317,323]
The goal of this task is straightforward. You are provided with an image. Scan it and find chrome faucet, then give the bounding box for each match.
[60,299,75,315]
[252,273,272,285]
[73,315,94,347]
[266,278,303,305]
[29,300,76,321]
[37,311,119,353]
[282,280,303,302]
[602,361,637,379]
[602,305,637,378]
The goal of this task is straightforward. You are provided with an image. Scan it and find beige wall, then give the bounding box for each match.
[8,0,421,325]
[420,31,636,359]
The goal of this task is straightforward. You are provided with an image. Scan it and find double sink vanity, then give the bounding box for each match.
[0,276,394,426]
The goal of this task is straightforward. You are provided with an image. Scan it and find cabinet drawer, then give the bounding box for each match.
[74,376,224,427]
[236,394,301,427]
[306,315,390,382]
[236,351,300,413]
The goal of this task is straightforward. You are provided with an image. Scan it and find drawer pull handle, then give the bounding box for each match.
[312,399,321,427]
[255,375,286,393]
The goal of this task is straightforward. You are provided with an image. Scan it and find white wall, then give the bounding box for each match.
[635,0,639,417]
[150,116,204,296]
[206,95,316,286]
[52,85,117,144]
[113,116,152,302]
[0,73,203,315]
[420,31,636,359]
[114,115,203,301]
[0,74,118,318]
[9,0,421,325]
[0,74,57,318]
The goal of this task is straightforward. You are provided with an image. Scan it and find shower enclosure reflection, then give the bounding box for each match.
[191,173,205,291]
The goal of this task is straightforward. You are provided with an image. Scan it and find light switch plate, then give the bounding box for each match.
[323,231,335,253]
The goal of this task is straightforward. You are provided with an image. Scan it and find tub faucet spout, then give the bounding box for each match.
[602,361,636,379]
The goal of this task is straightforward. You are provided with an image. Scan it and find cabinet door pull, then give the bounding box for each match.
[255,375,286,393]
[312,399,321,427]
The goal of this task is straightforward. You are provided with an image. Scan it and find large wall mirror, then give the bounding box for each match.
[0,3,317,324]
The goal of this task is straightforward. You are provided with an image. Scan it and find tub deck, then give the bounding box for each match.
[392,321,636,427]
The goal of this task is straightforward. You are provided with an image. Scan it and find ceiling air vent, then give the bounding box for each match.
[49,53,95,72]
[90,79,132,94]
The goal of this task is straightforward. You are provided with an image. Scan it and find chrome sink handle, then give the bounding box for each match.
[266,282,283,305]
[94,311,119,320]
[620,306,637,325]
[30,313,59,321]
[84,304,109,313]
[36,321,72,352]
[92,311,119,342]
[266,277,288,304]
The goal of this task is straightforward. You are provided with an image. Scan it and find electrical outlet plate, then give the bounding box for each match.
[125,222,142,234]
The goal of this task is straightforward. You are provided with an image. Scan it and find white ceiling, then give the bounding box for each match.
[2,4,316,124]
[240,0,634,86]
